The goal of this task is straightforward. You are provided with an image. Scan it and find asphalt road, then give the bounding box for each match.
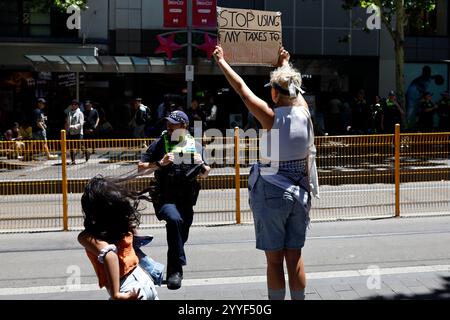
[1,181,449,232]
[1,216,450,300]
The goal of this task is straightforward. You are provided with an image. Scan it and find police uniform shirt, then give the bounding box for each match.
[141,136,207,204]
[141,137,208,170]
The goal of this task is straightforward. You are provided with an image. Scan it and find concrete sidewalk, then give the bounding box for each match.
[1,268,449,300]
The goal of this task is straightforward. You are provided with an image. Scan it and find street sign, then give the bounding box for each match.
[186,65,194,81]
[164,0,187,28]
[192,0,217,28]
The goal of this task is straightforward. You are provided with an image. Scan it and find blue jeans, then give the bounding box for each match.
[133,235,165,286]
[154,203,194,273]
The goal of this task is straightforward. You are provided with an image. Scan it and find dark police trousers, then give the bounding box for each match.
[154,201,194,274]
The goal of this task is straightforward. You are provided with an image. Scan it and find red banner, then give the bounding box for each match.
[192,0,217,28]
[164,0,187,28]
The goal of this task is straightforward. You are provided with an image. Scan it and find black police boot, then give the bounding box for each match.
[167,266,183,290]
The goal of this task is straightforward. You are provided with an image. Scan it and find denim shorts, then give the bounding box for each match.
[249,172,311,251]
[119,265,159,300]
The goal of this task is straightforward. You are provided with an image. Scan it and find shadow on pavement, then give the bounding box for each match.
[368,276,450,300]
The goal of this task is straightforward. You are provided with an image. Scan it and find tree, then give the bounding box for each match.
[27,0,88,12]
[343,0,437,113]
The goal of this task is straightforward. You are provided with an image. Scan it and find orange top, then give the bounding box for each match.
[86,232,139,288]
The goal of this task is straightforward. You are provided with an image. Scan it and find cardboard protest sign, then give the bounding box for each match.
[217,7,282,66]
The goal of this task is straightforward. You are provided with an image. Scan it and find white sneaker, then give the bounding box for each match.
[47,154,58,160]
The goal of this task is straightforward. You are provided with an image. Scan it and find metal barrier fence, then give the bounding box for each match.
[0,128,449,232]
[0,138,63,232]
[398,132,450,217]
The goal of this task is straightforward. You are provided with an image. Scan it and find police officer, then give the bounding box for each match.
[138,110,210,290]
[437,91,450,132]
[418,91,438,132]
[381,91,405,133]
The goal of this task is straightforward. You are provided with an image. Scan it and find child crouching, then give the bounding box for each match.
[78,174,159,300]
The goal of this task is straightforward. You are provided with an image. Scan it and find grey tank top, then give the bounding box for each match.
[260,106,312,163]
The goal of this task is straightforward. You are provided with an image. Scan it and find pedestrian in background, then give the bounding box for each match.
[83,100,99,157]
[351,89,371,134]
[214,45,319,300]
[204,95,219,130]
[32,98,57,160]
[418,92,438,132]
[7,122,25,159]
[381,91,405,134]
[130,97,151,138]
[66,100,86,164]
[437,91,450,132]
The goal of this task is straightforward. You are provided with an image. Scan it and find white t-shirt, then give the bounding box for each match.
[67,108,84,135]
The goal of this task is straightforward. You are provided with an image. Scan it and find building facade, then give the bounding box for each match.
[0,0,449,136]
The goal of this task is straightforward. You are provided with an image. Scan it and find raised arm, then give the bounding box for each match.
[277,47,309,108]
[213,46,274,129]
[277,46,290,67]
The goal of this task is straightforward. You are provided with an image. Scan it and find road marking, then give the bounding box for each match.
[0,264,448,296]
[308,229,450,240]
[317,184,449,194]
[2,228,450,252]
[0,284,100,296]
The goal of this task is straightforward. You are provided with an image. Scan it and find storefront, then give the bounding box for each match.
[1,56,380,137]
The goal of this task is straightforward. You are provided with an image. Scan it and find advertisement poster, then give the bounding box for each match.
[404,63,448,126]
[192,0,217,28]
[164,0,187,28]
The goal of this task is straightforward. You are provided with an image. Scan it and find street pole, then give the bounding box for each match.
[187,0,193,110]
[394,123,401,218]
[76,72,80,101]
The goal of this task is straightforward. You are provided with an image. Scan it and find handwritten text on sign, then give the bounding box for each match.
[217,7,282,66]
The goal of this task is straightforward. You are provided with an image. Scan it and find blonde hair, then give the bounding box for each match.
[269,64,303,99]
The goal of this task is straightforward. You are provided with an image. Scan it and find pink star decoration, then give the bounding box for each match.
[154,34,183,60]
[196,34,217,60]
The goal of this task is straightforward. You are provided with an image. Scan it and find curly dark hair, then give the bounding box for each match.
[81,174,151,243]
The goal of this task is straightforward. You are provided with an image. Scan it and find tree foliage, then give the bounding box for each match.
[343,0,437,37]
[27,0,88,12]
[342,0,437,114]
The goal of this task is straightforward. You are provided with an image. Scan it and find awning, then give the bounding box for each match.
[0,42,99,70]
[0,42,272,75]
[24,54,186,73]
[23,54,271,75]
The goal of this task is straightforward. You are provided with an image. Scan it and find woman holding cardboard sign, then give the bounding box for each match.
[213,45,319,300]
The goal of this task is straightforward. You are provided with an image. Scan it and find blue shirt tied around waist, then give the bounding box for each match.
[249,159,309,205]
